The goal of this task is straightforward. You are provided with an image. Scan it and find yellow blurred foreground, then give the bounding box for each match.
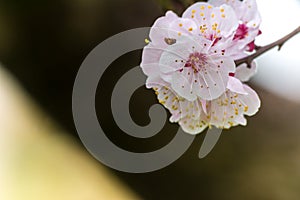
[0,65,140,200]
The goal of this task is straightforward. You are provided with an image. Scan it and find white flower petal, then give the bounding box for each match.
[171,71,197,101]
[149,11,179,47]
[208,5,239,38]
[140,44,163,77]
[159,38,195,74]
[149,80,209,135]
[234,115,247,126]
[200,69,227,100]
[145,76,165,89]
[168,18,199,38]
[183,3,238,39]
[208,54,236,73]
[209,0,261,26]
[239,84,261,116]
[235,61,257,82]
[207,83,260,129]
[179,117,208,135]
[200,99,208,115]
[193,55,235,100]
[182,2,215,25]
[243,0,261,27]
[227,76,248,94]
[148,80,183,123]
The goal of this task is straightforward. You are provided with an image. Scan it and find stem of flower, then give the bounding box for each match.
[235,26,300,68]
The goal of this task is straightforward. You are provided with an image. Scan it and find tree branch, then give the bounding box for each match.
[235,26,300,68]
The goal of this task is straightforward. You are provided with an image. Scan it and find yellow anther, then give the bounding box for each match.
[228,121,234,126]
[188,27,193,31]
[235,108,239,115]
[172,105,178,110]
[200,5,205,10]
[145,38,150,44]
[189,125,195,130]
[208,5,212,9]
[221,14,226,18]
[179,23,183,27]
[220,8,225,12]
[200,12,204,16]
[192,10,196,13]
[159,100,165,105]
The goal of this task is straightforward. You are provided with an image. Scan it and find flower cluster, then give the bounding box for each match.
[141,0,261,134]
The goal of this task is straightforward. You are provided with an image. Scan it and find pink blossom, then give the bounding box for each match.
[140,1,261,134]
[147,76,260,134]
[141,3,239,101]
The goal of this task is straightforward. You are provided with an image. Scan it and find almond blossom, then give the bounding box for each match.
[140,1,261,134]
[141,3,239,101]
[147,76,260,134]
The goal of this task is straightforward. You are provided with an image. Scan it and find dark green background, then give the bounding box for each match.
[1,0,300,199]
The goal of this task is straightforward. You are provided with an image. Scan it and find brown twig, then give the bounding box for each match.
[235,26,300,68]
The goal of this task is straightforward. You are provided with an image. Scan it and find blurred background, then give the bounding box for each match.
[0,0,300,199]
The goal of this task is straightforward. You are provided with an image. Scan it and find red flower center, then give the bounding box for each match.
[234,24,248,40]
[184,52,207,73]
